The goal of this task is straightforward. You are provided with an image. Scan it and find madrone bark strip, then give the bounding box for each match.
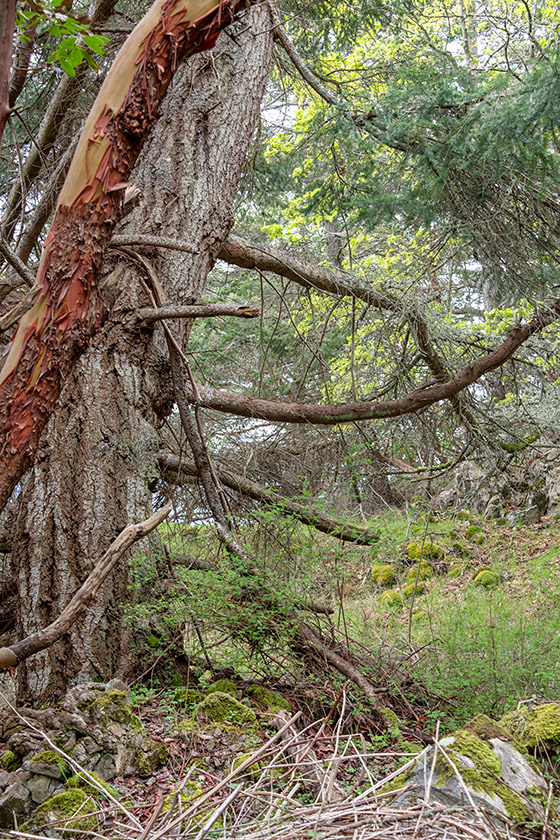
[0,503,172,669]
[0,0,255,513]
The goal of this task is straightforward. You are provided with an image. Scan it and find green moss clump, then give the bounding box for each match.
[464,714,510,742]
[501,703,560,752]
[405,562,433,582]
[1,749,19,771]
[465,525,482,539]
[30,749,66,767]
[231,752,265,777]
[456,510,471,520]
[379,768,412,794]
[381,707,400,734]
[65,772,119,799]
[451,541,470,558]
[174,687,203,706]
[402,581,426,598]
[371,563,396,587]
[406,542,443,561]
[194,691,256,724]
[138,742,168,775]
[473,534,485,544]
[77,689,143,733]
[28,789,98,835]
[447,562,465,579]
[207,679,238,696]
[473,570,499,588]
[378,589,403,607]
[246,684,291,712]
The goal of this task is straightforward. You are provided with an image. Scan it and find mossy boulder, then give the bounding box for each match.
[246,685,291,712]
[447,562,465,579]
[405,561,433,582]
[75,688,143,734]
[371,563,396,587]
[378,589,402,607]
[207,679,238,697]
[137,741,168,776]
[500,703,560,753]
[194,692,256,724]
[473,570,499,589]
[393,726,547,825]
[402,581,426,598]
[65,771,118,800]
[174,687,203,707]
[406,542,443,561]
[465,525,482,539]
[24,789,98,836]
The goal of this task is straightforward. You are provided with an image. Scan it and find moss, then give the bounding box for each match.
[1,749,20,771]
[451,542,470,558]
[473,534,486,544]
[405,561,433,582]
[447,562,465,579]
[464,714,510,742]
[465,525,482,539]
[137,742,168,775]
[456,510,471,519]
[77,689,143,733]
[194,691,256,724]
[207,679,238,696]
[231,752,264,777]
[501,703,560,752]
[473,570,499,588]
[371,563,396,587]
[411,609,428,621]
[174,687,203,706]
[28,789,98,835]
[402,581,426,598]
[435,730,528,823]
[379,768,412,794]
[381,707,400,734]
[146,633,160,647]
[65,771,119,800]
[406,542,443,561]
[378,589,403,607]
[246,684,291,712]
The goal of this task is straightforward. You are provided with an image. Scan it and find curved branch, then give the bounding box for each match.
[160,454,380,544]
[0,503,171,669]
[181,302,560,424]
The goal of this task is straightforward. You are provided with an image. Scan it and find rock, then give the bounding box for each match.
[245,685,291,712]
[392,725,547,826]
[501,703,560,753]
[23,789,98,837]
[433,488,456,509]
[484,495,503,520]
[371,563,396,587]
[473,570,499,589]
[0,775,30,826]
[194,691,256,724]
[521,505,541,525]
[207,679,238,697]
[24,772,62,805]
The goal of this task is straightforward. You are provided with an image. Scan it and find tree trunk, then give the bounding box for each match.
[12,4,273,705]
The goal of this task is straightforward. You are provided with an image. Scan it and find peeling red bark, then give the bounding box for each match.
[0,0,254,512]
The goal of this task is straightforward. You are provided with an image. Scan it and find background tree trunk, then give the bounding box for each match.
[11,3,273,705]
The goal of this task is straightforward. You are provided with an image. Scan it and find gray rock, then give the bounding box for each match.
[24,773,63,805]
[393,729,547,827]
[0,777,30,826]
[434,489,456,510]
[522,505,541,525]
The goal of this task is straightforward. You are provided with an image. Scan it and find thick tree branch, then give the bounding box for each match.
[219,234,401,311]
[0,503,171,669]
[137,303,260,323]
[0,238,36,288]
[0,0,16,148]
[111,233,196,252]
[176,301,560,424]
[160,453,380,544]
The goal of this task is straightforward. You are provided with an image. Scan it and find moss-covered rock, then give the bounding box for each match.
[1,750,20,772]
[473,570,499,588]
[137,741,168,775]
[402,581,426,598]
[465,525,482,539]
[447,561,465,579]
[194,692,256,724]
[174,687,204,706]
[76,689,143,734]
[378,589,403,607]
[206,679,238,697]
[246,685,291,712]
[405,561,433,582]
[65,771,119,800]
[25,789,98,836]
[371,563,396,587]
[406,542,443,561]
[500,703,560,752]
[464,714,511,742]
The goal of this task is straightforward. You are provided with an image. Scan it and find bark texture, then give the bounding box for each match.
[12,3,273,704]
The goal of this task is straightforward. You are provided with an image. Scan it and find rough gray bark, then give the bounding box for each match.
[11,4,273,704]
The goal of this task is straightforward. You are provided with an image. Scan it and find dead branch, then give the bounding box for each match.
[160,454,380,544]
[137,303,260,323]
[0,502,171,669]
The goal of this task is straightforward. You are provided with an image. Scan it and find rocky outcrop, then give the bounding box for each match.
[0,680,168,828]
[390,715,548,828]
